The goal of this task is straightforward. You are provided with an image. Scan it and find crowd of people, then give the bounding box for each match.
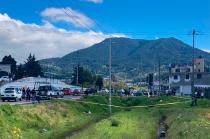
[22,87,40,103]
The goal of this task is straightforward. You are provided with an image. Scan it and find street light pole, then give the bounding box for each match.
[109,38,112,115]
[76,64,79,86]
[158,55,161,95]
[191,29,196,105]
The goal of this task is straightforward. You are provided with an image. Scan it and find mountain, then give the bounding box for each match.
[40,37,210,78]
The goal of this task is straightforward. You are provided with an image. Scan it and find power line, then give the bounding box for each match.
[48,0,93,32]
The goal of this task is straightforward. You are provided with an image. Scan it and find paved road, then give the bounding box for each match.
[0,95,81,106]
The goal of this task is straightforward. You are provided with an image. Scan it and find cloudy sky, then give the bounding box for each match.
[0,0,210,63]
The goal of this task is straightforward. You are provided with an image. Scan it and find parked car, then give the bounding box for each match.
[132,91,143,96]
[1,87,22,102]
[54,87,64,98]
[99,88,109,94]
[0,76,10,82]
[73,89,81,96]
[63,88,72,95]
[84,88,97,95]
[37,85,63,99]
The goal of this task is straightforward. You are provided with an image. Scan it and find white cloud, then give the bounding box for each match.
[41,7,94,28]
[0,13,125,63]
[84,0,103,4]
[202,49,210,53]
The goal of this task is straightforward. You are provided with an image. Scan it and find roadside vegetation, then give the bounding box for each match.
[0,96,210,139]
[70,108,157,139]
[71,96,210,139]
[0,100,108,139]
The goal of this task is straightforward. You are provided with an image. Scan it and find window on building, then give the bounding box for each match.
[186,68,191,72]
[174,75,178,80]
[197,74,202,79]
[186,74,190,80]
[198,69,201,72]
[175,69,180,73]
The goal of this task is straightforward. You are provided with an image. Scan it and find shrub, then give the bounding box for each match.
[111,119,120,127]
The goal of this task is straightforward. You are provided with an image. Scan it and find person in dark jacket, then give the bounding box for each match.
[31,88,36,103]
[26,87,31,101]
[22,88,26,100]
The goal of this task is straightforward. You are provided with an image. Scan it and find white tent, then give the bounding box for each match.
[0,77,81,94]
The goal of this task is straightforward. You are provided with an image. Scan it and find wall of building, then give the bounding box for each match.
[195,58,204,72]
[180,85,191,96]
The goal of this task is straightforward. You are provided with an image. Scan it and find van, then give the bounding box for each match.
[1,87,22,102]
[38,85,63,98]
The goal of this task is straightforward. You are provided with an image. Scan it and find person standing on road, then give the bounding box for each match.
[191,91,198,106]
[22,88,26,100]
[26,87,31,101]
[31,88,36,104]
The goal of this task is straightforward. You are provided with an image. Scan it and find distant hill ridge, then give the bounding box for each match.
[40,37,210,77]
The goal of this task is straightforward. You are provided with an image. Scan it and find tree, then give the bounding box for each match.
[25,54,43,77]
[96,76,103,90]
[1,55,16,74]
[15,64,25,80]
[71,65,95,87]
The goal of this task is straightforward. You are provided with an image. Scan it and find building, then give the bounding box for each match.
[194,56,204,72]
[0,64,11,74]
[169,57,210,96]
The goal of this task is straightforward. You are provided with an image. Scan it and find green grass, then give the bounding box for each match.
[82,95,190,107]
[0,96,210,139]
[164,99,210,139]
[70,108,157,139]
[0,100,108,139]
[70,97,210,139]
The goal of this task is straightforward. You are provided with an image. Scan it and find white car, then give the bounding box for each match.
[99,88,109,93]
[1,87,22,102]
[38,85,63,97]
[0,76,10,82]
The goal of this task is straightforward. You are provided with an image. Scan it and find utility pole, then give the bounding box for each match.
[191,30,196,105]
[158,56,161,95]
[109,38,112,115]
[76,51,79,86]
[76,64,79,86]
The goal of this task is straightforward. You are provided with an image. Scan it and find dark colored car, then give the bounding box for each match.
[133,91,143,96]
[73,89,81,96]
[63,88,72,95]
[84,88,97,95]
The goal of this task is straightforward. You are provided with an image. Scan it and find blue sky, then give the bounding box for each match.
[0,0,210,62]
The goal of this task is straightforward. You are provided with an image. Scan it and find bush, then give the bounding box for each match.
[111,119,120,127]
[124,107,131,111]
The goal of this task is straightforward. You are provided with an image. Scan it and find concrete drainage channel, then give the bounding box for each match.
[157,116,168,139]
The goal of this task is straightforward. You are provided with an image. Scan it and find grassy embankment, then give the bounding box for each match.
[71,96,210,139]
[1,96,210,139]
[0,100,108,139]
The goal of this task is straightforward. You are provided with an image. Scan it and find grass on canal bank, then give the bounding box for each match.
[0,100,108,139]
[70,98,210,139]
[0,96,210,139]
